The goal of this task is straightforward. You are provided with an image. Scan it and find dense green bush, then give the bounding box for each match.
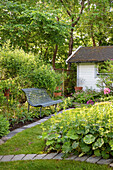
[0,115,9,138]
[0,43,63,105]
[42,102,113,159]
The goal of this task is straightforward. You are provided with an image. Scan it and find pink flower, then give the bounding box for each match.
[87,100,94,105]
[104,88,110,94]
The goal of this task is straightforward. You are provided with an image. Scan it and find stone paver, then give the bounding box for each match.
[97,158,113,165]
[11,154,25,161]
[43,116,50,120]
[33,154,47,160]
[75,156,89,162]
[86,156,101,163]
[65,155,77,160]
[6,132,18,137]
[0,156,3,160]
[43,153,58,159]
[12,128,25,133]
[1,137,9,142]
[53,153,64,160]
[22,154,37,160]
[38,119,48,123]
[23,124,37,128]
[0,139,4,145]
[0,155,14,162]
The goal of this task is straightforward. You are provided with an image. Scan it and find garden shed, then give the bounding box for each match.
[66,46,113,91]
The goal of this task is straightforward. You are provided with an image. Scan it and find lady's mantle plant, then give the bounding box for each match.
[41,102,113,159]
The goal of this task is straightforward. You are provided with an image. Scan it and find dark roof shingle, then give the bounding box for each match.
[67,46,113,63]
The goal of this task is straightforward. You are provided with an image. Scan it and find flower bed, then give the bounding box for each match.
[42,102,113,159]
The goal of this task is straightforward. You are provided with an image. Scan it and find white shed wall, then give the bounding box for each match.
[77,63,100,91]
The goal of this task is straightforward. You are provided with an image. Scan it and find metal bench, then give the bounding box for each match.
[22,88,63,117]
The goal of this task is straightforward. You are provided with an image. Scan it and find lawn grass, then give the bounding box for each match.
[0,159,112,170]
[0,119,51,155]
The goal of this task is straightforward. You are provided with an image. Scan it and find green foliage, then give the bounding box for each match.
[97,60,113,93]
[0,43,62,99]
[0,115,9,138]
[73,89,102,104]
[42,102,113,159]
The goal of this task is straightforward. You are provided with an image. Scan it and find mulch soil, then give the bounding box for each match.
[9,117,42,131]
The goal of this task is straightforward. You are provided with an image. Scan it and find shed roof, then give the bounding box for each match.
[66,46,113,63]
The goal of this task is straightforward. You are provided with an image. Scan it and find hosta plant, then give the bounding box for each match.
[41,102,113,159]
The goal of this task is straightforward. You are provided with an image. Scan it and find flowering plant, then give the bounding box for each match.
[104,88,110,95]
[87,99,94,105]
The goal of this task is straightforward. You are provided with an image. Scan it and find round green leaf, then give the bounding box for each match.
[92,138,104,150]
[72,141,79,149]
[83,134,96,144]
[66,129,79,140]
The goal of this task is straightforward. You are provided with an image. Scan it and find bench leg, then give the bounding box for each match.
[28,103,30,112]
[55,104,57,112]
[40,107,42,118]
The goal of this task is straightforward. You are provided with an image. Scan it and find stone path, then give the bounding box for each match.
[0,109,113,168]
[1,153,113,167]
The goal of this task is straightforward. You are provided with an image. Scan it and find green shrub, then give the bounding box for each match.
[0,115,9,138]
[0,43,63,105]
[42,102,113,159]
[73,89,103,104]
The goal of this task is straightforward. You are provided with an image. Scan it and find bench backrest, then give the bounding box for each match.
[22,88,52,106]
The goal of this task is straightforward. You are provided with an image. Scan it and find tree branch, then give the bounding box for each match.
[59,0,71,17]
[72,0,85,27]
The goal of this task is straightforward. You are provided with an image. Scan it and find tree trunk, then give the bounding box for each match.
[52,44,58,69]
[68,23,74,57]
[91,24,96,46]
[52,17,59,69]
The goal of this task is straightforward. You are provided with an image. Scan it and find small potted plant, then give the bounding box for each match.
[74,78,84,92]
[74,86,83,92]
[53,87,62,97]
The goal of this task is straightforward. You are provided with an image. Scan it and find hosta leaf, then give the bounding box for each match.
[83,134,96,144]
[92,138,104,150]
[66,129,79,140]
[94,149,101,157]
[72,141,79,149]
[62,142,71,153]
[109,140,113,150]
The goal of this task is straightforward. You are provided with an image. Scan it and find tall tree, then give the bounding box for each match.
[0,1,68,62]
[76,0,113,46]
